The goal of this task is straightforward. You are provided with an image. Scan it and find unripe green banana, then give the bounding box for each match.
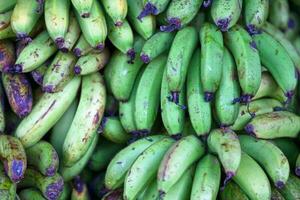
[200,23,224,101]
[44,0,70,49]
[166,27,197,103]
[13,31,58,73]
[100,116,131,144]
[269,0,289,30]
[75,0,107,50]
[215,48,240,127]
[239,135,290,188]
[211,0,242,32]
[63,73,105,167]
[141,178,158,200]
[221,181,249,200]
[231,98,283,130]
[26,141,59,177]
[18,188,46,200]
[71,0,93,18]
[2,73,32,118]
[140,31,175,64]
[187,49,212,136]
[0,163,17,200]
[243,0,269,34]
[278,174,300,200]
[71,176,90,200]
[15,77,81,148]
[102,0,127,26]
[107,36,145,101]
[157,135,205,194]
[105,135,165,190]
[104,94,118,116]
[72,35,93,57]
[253,31,297,101]
[124,137,175,200]
[73,49,110,76]
[135,55,167,134]
[18,168,64,200]
[60,134,98,182]
[127,0,156,40]
[0,40,15,72]
[0,135,26,183]
[31,61,50,86]
[233,152,271,200]
[224,25,261,102]
[245,111,300,138]
[190,154,221,200]
[0,10,15,40]
[0,0,16,13]
[43,52,77,93]
[160,0,203,32]
[296,154,300,176]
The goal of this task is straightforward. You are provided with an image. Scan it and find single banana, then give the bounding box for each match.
[105,135,165,190]
[73,48,110,76]
[13,31,58,73]
[134,55,167,134]
[157,135,205,194]
[44,0,70,48]
[211,0,242,32]
[102,0,127,26]
[200,23,224,101]
[160,0,203,32]
[239,135,290,188]
[72,35,93,57]
[71,0,93,18]
[75,0,107,50]
[245,111,300,138]
[224,25,261,102]
[0,10,15,40]
[2,73,32,118]
[215,48,240,127]
[63,73,105,167]
[220,181,250,200]
[0,0,16,13]
[277,174,300,200]
[233,152,271,200]
[296,154,300,176]
[18,188,46,200]
[140,31,175,64]
[124,137,175,200]
[190,154,221,200]
[187,49,212,136]
[207,128,241,183]
[166,27,197,104]
[127,0,156,40]
[31,61,50,86]
[14,77,81,148]
[138,0,170,20]
[0,40,15,72]
[268,0,289,30]
[71,176,90,200]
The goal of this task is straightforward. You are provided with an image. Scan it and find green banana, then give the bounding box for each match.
[102,0,127,26]
[215,48,240,127]
[207,128,241,183]
[2,73,33,118]
[269,0,289,30]
[100,116,131,144]
[233,152,271,200]
[224,25,261,102]
[127,0,156,40]
[26,141,59,177]
[231,98,283,130]
[200,23,224,102]
[73,48,110,76]
[0,10,15,40]
[140,31,175,64]
[245,111,300,138]
[0,0,16,13]
[239,135,290,188]
[278,174,300,200]
[160,0,203,32]
[124,137,175,200]
[18,168,64,200]
[187,48,212,136]
[104,94,118,116]
[243,0,269,34]
[141,179,158,200]
[72,34,93,57]
[0,40,15,72]
[296,154,300,176]
[138,0,170,20]
[71,177,90,200]
[18,188,46,200]
[190,154,221,200]
[14,77,81,148]
[13,31,58,73]
[220,181,249,200]
[62,73,105,167]
[11,0,43,41]
[0,135,27,183]
[75,0,107,50]
[31,61,50,86]
[44,0,70,49]
[71,0,93,18]
[253,31,297,101]
[157,135,205,194]
[105,135,165,190]
[135,55,166,134]
[43,52,77,93]
[0,163,17,200]
[166,26,197,103]
[211,0,242,31]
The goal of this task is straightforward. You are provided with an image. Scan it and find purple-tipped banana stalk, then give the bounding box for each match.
[275,181,285,189]
[126,48,136,64]
[246,24,262,36]
[170,134,182,141]
[55,38,65,49]
[204,92,214,102]
[249,41,257,50]
[240,94,252,104]
[295,167,300,177]
[223,171,235,187]
[216,18,230,32]
[284,90,294,105]
[73,48,82,57]
[4,159,25,182]
[45,178,64,200]
[81,13,90,18]
[170,91,180,104]
[288,18,295,29]
[73,176,84,193]
[45,165,56,177]
[31,70,44,86]
[114,21,123,27]
[140,53,151,64]
[12,64,23,73]
[244,124,256,137]
[74,66,82,75]
[138,2,159,20]
[160,18,182,32]
[95,43,105,51]
[43,85,55,93]
[203,0,212,8]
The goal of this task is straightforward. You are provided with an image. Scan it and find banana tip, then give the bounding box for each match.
[171,134,182,141]
[160,18,181,32]
[158,190,166,199]
[7,160,25,183]
[204,92,214,102]
[31,70,44,85]
[55,38,65,49]
[74,66,82,75]
[45,178,64,200]
[240,94,252,104]
[81,13,90,18]
[216,18,230,32]
[12,64,23,73]
[140,53,150,64]
[203,0,212,8]
[73,48,82,57]
[127,49,136,64]
[95,43,105,51]
[138,2,158,20]
[244,124,256,137]
[288,18,295,29]
[223,171,235,186]
[275,181,285,189]
[45,165,56,177]
[170,91,180,104]
[114,21,123,27]
[73,176,84,193]
[246,24,262,36]
[295,167,300,176]
[43,85,55,93]
[16,33,32,44]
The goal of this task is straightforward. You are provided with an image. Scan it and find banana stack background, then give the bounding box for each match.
[0,0,300,199]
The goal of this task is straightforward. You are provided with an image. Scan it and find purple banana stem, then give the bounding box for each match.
[216,18,230,32]
[171,134,182,141]
[81,13,90,18]
[45,178,64,200]
[295,167,300,177]
[170,91,180,104]
[221,171,235,190]
[55,37,65,49]
[140,53,151,64]
[43,85,55,93]
[203,0,212,8]
[244,124,256,137]
[73,176,84,193]
[73,48,82,57]
[115,21,123,27]
[246,24,262,36]
[240,94,252,104]
[275,181,285,189]
[95,43,105,51]
[204,92,214,102]
[160,18,182,32]
[126,48,136,64]
[284,90,294,105]
[74,66,82,75]
[138,2,159,21]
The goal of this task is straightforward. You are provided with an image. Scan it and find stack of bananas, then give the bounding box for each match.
[0,0,300,199]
